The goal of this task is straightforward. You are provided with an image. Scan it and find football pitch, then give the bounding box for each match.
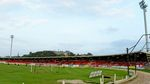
[0,63,127,84]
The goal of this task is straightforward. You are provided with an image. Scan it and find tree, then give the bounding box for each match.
[87,52,93,56]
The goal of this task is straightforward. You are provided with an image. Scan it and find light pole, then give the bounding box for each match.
[10,35,14,58]
[126,48,130,76]
[139,0,149,52]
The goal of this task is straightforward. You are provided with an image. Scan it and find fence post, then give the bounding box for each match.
[114,74,116,83]
[100,75,104,84]
[126,75,128,79]
[31,65,32,72]
[62,80,65,84]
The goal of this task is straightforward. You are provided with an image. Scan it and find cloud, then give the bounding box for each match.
[22,1,47,11]
[0,0,143,56]
[57,43,84,51]
[111,39,135,48]
[0,16,49,30]
[58,0,76,8]
[89,0,134,18]
[106,27,119,32]
[93,39,136,55]
[105,0,123,4]
[106,7,134,17]
[110,39,146,52]
[0,0,25,5]
[0,0,134,18]
[0,0,52,12]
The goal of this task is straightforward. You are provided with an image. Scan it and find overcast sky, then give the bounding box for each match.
[0,0,150,56]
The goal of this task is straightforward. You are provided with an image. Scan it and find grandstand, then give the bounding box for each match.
[0,51,149,68]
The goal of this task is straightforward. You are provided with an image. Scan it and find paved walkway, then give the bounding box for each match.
[123,71,150,84]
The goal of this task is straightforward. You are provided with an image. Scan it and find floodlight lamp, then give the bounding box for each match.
[139,0,147,9]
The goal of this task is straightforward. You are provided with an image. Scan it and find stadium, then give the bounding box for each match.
[0,0,150,84]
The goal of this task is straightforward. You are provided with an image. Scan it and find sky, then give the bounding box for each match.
[0,0,150,56]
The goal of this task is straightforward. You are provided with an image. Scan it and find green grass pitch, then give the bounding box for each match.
[0,63,127,84]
